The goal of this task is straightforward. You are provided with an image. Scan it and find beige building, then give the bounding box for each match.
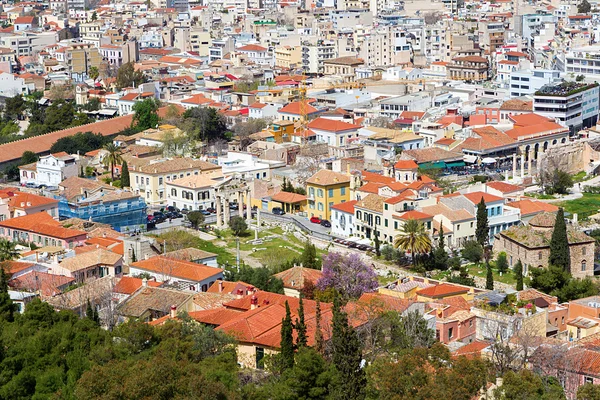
[67,43,101,76]
[274,46,302,70]
[129,158,221,206]
[323,56,363,82]
[493,212,596,278]
[447,56,489,81]
[190,29,212,57]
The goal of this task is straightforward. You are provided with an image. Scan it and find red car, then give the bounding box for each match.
[310,216,321,224]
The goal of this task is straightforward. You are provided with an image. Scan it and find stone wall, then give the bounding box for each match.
[538,138,600,175]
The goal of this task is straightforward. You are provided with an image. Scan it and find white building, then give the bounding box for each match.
[217,151,285,180]
[20,153,78,188]
[307,117,361,147]
[564,46,600,79]
[331,200,356,238]
[0,72,30,96]
[236,44,273,66]
[165,172,223,211]
[508,69,562,98]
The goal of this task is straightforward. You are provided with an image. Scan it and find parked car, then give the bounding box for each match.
[180,209,189,215]
[310,216,321,224]
[166,206,179,213]
[320,219,331,228]
[206,207,216,214]
[147,215,155,222]
[200,210,211,216]
[229,202,239,210]
[166,211,183,219]
[347,242,357,248]
[25,182,39,188]
[272,207,285,215]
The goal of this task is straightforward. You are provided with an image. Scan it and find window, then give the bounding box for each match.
[318,202,324,211]
[582,260,587,271]
[328,189,334,197]
[146,178,149,185]
[384,204,388,210]
[375,216,381,225]
[457,224,460,231]
[585,376,594,384]
[158,177,163,185]
[329,202,333,210]
[470,222,473,228]
[356,211,362,220]
[538,251,543,260]
[448,327,453,338]
[309,187,315,197]
[317,189,324,198]
[341,187,346,195]
[384,219,388,227]
[171,189,177,196]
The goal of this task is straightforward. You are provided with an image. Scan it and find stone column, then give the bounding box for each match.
[246,189,252,224]
[520,154,525,178]
[512,153,517,180]
[238,191,244,218]
[224,198,230,228]
[528,150,533,176]
[215,195,222,228]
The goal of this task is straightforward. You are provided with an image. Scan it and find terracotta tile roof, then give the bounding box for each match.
[134,158,219,174]
[181,94,212,105]
[417,283,469,298]
[505,51,528,57]
[323,56,363,66]
[384,191,417,204]
[274,266,323,290]
[395,210,433,221]
[9,271,74,297]
[163,247,218,261]
[279,100,318,115]
[360,171,396,185]
[456,126,516,152]
[4,191,59,209]
[331,199,357,214]
[271,191,307,203]
[498,60,519,65]
[206,280,253,294]
[3,260,36,275]
[394,160,418,169]
[131,256,222,282]
[486,181,523,193]
[118,286,193,318]
[505,121,568,140]
[59,248,122,272]
[15,16,35,24]
[249,102,267,109]
[399,111,425,120]
[113,276,162,295]
[189,308,242,325]
[500,99,532,111]
[421,203,474,222]
[517,288,557,304]
[528,211,556,228]
[509,113,552,126]
[307,117,361,132]
[355,193,385,213]
[435,138,456,146]
[237,44,267,52]
[452,340,490,358]
[0,212,86,240]
[306,169,350,186]
[0,106,180,165]
[402,148,463,164]
[359,182,384,194]
[506,199,558,216]
[463,191,504,204]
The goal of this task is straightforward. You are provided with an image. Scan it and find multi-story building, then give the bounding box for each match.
[564,46,600,79]
[323,56,363,82]
[478,21,505,54]
[307,117,361,147]
[209,37,235,62]
[306,169,351,221]
[129,158,221,206]
[0,212,87,250]
[165,172,223,211]
[378,93,431,119]
[447,55,489,81]
[533,82,600,134]
[508,69,561,98]
[302,40,337,74]
[19,153,78,189]
[275,46,302,69]
[66,43,101,81]
[0,32,58,57]
[99,41,138,67]
[360,27,412,67]
[236,44,273,66]
[189,29,211,57]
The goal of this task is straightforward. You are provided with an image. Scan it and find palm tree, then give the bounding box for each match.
[0,239,18,262]
[102,143,123,181]
[393,219,432,267]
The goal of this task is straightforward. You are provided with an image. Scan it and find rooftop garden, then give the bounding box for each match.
[534,81,599,97]
[476,293,538,316]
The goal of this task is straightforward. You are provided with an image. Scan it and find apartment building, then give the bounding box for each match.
[360,27,412,67]
[275,46,302,69]
[447,55,489,81]
[306,169,351,221]
[67,43,101,81]
[508,69,562,98]
[564,46,600,79]
[302,40,337,74]
[190,29,211,57]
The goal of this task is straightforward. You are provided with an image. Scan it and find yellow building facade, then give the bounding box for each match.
[306,170,351,220]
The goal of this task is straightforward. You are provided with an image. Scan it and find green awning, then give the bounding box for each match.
[419,162,446,170]
[446,161,465,168]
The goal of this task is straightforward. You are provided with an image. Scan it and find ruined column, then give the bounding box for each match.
[520,154,525,178]
[238,191,244,218]
[528,150,533,176]
[224,198,230,228]
[215,195,222,228]
[246,189,252,224]
[512,153,517,180]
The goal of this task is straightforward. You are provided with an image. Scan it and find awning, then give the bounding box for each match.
[419,161,446,170]
[446,161,465,168]
[464,155,477,163]
[482,157,497,164]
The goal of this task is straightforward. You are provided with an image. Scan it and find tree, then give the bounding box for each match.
[475,197,489,247]
[514,260,524,291]
[132,98,160,130]
[102,143,123,181]
[0,239,18,262]
[578,0,591,13]
[431,226,449,270]
[496,252,508,274]
[295,296,307,348]
[229,216,248,237]
[20,150,38,165]
[90,11,97,21]
[393,219,432,267]
[461,240,483,263]
[542,168,574,195]
[115,62,146,90]
[89,66,99,80]
[317,252,378,301]
[83,97,101,112]
[86,299,99,325]
[280,301,295,371]
[373,228,381,257]
[578,383,600,400]
[330,296,366,400]
[50,131,110,154]
[448,265,476,287]
[121,160,130,187]
[300,240,320,269]
[530,265,597,302]
[187,211,205,229]
[44,99,76,132]
[495,369,565,400]
[0,265,16,322]
[181,107,228,143]
[486,260,494,290]
[549,208,570,272]
[389,310,435,350]
[4,94,25,120]
[232,118,267,150]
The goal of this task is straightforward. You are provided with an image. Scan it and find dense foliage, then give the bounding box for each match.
[317,252,378,301]
[549,208,570,272]
[50,131,111,155]
[530,265,597,302]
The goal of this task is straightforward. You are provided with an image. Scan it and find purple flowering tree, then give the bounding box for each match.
[317,252,378,300]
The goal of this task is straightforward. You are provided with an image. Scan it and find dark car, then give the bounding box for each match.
[272,207,285,215]
[310,216,321,224]
[200,209,211,216]
[347,242,357,248]
[180,208,190,214]
[166,205,179,213]
[206,207,216,214]
[229,202,239,210]
[320,219,331,228]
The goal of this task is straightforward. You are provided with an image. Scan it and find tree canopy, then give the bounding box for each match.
[317,252,378,301]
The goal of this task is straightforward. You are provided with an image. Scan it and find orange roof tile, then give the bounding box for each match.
[486,181,523,193]
[307,117,361,132]
[0,212,86,240]
[394,160,418,170]
[452,340,490,358]
[506,198,559,216]
[463,191,504,204]
[206,280,253,294]
[418,283,469,298]
[3,260,36,275]
[4,191,59,209]
[331,199,357,214]
[114,276,162,295]
[271,191,307,203]
[360,171,396,185]
[131,256,223,282]
[237,44,268,52]
[395,210,432,220]
[279,101,318,115]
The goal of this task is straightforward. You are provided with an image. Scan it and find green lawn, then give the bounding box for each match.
[528,192,556,200]
[466,263,516,285]
[573,171,589,183]
[557,193,600,220]
[152,230,236,266]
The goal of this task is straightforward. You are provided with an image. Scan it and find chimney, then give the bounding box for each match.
[236,288,244,299]
[142,277,148,287]
[218,280,223,293]
[26,202,31,207]
[250,295,258,310]
[170,305,177,318]
[20,202,24,207]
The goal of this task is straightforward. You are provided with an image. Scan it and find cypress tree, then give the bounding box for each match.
[295,296,307,348]
[331,296,366,400]
[315,299,324,354]
[485,260,494,290]
[549,208,570,273]
[300,240,319,269]
[475,197,489,247]
[280,301,295,371]
[0,266,15,322]
[514,260,524,291]
[373,228,381,257]
[121,160,130,187]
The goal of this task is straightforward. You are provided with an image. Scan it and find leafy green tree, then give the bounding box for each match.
[181,107,228,142]
[330,296,366,400]
[50,131,110,154]
[432,226,449,270]
[116,62,146,90]
[86,299,99,325]
[90,11,98,21]
[20,150,38,165]
[496,251,508,274]
[0,264,16,322]
[45,99,76,132]
[486,260,494,290]
[448,255,462,271]
[389,310,435,350]
[225,264,284,294]
[461,240,483,263]
[448,265,476,287]
[543,169,574,195]
[495,369,565,400]
[187,211,205,229]
[280,301,295,371]
[82,97,101,111]
[0,238,18,261]
[578,383,600,400]
[89,65,99,80]
[132,98,160,130]
[549,208,570,272]
[295,296,307,348]
[300,240,320,269]
[4,94,25,120]
[121,160,130,187]
[102,143,123,181]
[394,219,432,267]
[578,0,591,13]
[514,260,524,291]
[475,197,489,246]
[229,216,248,237]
